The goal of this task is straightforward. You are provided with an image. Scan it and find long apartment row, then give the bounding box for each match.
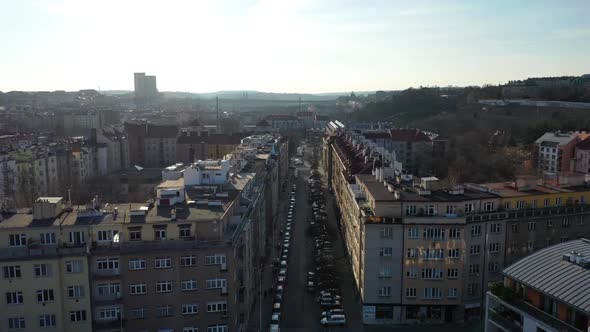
[323,132,590,326]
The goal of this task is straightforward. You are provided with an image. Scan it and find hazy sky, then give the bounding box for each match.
[1,0,589,93]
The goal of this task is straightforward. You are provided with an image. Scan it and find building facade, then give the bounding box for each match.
[323,129,590,326]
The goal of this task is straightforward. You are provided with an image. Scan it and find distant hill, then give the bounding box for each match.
[101,90,358,101]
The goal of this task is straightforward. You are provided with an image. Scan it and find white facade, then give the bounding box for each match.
[184,160,231,186]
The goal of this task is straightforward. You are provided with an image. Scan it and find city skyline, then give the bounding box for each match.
[1,0,589,93]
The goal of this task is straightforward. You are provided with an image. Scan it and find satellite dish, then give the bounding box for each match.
[113,233,120,243]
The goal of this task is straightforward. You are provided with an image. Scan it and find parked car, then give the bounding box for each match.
[273,302,281,313]
[321,309,345,317]
[320,314,346,326]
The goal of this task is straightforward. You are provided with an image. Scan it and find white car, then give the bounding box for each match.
[320,314,346,326]
[322,309,344,317]
[279,269,287,277]
[280,260,287,267]
[273,302,281,313]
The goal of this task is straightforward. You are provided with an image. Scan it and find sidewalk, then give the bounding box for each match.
[247,173,292,331]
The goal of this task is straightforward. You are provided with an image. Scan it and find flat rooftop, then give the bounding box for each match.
[356,174,497,202]
[481,182,590,198]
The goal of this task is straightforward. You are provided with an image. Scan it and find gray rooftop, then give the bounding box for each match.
[535,132,578,146]
[502,238,590,314]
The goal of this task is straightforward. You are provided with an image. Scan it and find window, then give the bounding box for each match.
[470,245,480,255]
[130,308,146,320]
[561,217,570,228]
[464,203,475,213]
[560,237,569,243]
[446,205,457,214]
[421,268,443,279]
[426,204,436,216]
[98,307,121,320]
[36,289,54,303]
[489,243,500,253]
[407,228,419,239]
[578,216,585,226]
[34,263,51,277]
[180,255,196,266]
[528,221,536,231]
[516,200,526,209]
[449,228,461,239]
[184,328,199,332]
[504,201,511,210]
[6,291,24,304]
[156,281,173,293]
[405,287,417,298]
[468,264,480,275]
[544,198,550,207]
[207,301,227,313]
[208,325,228,332]
[97,258,119,270]
[406,248,418,258]
[97,230,118,242]
[65,260,83,273]
[490,223,501,233]
[406,267,417,278]
[129,228,142,241]
[471,225,481,236]
[206,279,227,289]
[423,287,443,299]
[130,283,147,295]
[546,220,553,228]
[129,258,146,270]
[467,283,478,296]
[488,262,499,272]
[39,314,56,327]
[70,310,87,322]
[379,265,392,278]
[511,223,519,233]
[447,268,459,278]
[423,248,444,260]
[448,249,460,259]
[423,228,445,240]
[181,279,198,291]
[378,286,392,297]
[40,232,56,245]
[154,229,167,240]
[447,288,458,298]
[155,257,172,269]
[157,305,173,317]
[182,304,199,315]
[97,283,120,296]
[406,205,416,215]
[67,285,85,298]
[483,201,494,211]
[68,231,86,245]
[379,227,393,238]
[379,247,393,257]
[531,199,537,208]
[9,234,26,247]
[556,197,561,206]
[179,225,191,238]
[8,317,25,329]
[205,255,227,265]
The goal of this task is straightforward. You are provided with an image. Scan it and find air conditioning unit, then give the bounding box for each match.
[116,292,122,299]
[221,286,228,295]
[220,262,227,271]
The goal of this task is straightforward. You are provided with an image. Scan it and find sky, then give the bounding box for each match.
[1,0,589,93]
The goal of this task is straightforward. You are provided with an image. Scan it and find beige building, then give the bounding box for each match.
[0,133,287,332]
[324,129,590,325]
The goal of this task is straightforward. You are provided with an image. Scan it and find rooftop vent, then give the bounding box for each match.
[562,251,590,269]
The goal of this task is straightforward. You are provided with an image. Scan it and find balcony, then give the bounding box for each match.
[488,288,581,332]
[93,293,123,306]
[93,269,121,279]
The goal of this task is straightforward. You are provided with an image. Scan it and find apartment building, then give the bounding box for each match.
[573,137,590,174]
[486,239,590,332]
[124,122,179,168]
[0,197,93,332]
[323,129,590,325]
[176,133,246,163]
[0,155,16,209]
[535,131,589,174]
[91,126,131,174]
[0,133,286,332]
